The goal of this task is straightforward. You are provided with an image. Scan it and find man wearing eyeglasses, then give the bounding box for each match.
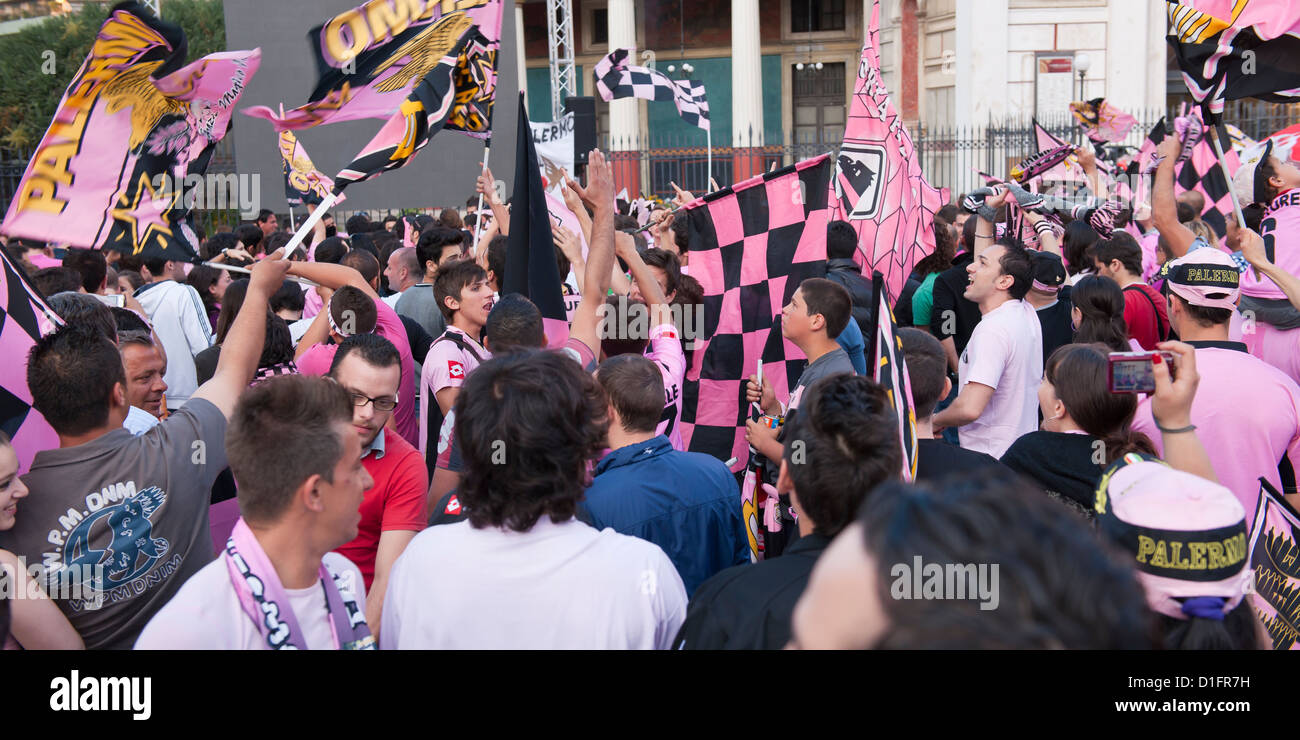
[327,333,429,639]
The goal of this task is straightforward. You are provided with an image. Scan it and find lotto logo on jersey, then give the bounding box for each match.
[448,360,465,379]
[445,495,462,515]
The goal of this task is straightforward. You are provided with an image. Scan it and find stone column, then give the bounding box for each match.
[607,0,640,192]
[731,0,764,181]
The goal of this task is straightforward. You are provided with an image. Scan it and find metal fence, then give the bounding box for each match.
[601,103,1300,202]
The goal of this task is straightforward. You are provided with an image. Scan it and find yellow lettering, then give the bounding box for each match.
[1189,541,1207,569]
[323,9,371,64]
[1169,541,1188,569]
[1206,542,1225,570]
[1136,535,1156,564]
[1150,541,1170,568]
[365,0,424,42]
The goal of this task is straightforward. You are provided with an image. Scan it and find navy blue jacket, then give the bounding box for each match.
[580,436,749,596]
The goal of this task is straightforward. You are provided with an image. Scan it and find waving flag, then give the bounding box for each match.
[504,94,568,348]
[0,248,61,474]
[244,0,501,134]
[1166,0,1300,117]
[869,271,918,482]
[826,0,947,304]
[1069,98,1138,143]
[678,155,832,469]
[1249,481,1300,649]
[1,1,260,261]
[1032,119,1091,184]
[278,130,340,206]
[332,31,494,191]
[593,48,710,131]
[1133,112,1239,235]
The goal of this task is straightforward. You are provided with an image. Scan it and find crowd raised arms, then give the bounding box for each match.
[0,125,1286,654]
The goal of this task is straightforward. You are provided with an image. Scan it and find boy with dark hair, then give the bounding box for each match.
[255,208,277,237]
[745,277,856,462]
[327,333,427,637]
[898,328,1005,480]
[136,375,375,650]
[33,267,83,297]
[381,350,686,649]
[582,354,746,595]
[932,194,1043,457]
[62,247,108,294]
[1,259,289,649]
[421,260,494,465]
[234,223,264,256]
[1093,234,1168,350]
[677,375,901,649]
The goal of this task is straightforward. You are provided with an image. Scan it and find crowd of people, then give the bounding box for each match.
[0,124,1290,651]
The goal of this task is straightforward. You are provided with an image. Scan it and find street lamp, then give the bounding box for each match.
[1075,53,1091,101]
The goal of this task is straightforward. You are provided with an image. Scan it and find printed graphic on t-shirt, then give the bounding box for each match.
[42,481,181,611]
[445,495,462,516]
[448,360,465,380]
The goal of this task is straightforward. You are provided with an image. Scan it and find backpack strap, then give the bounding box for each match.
[1124,284,1169,342]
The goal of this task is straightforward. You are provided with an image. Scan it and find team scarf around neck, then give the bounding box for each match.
[223,518,375,650]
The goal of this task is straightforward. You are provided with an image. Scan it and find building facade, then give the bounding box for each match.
[518,0,1169,196]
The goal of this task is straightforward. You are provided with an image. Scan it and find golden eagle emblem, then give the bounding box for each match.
[101,60,188,150]
[372,12,475,94]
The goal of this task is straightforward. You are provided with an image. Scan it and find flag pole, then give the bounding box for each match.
[279,191,338,259]
[287,205,296,231]
[203,261,318,286]
[472,139,492,249]
[1208,125,1247,229]
[706,127,712,187]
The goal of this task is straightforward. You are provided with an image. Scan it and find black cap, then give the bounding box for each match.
[1029,250,1066,292]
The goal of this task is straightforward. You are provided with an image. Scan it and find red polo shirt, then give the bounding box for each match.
[334,428,428,590]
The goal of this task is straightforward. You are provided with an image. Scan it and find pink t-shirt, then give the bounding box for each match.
[302,284,323,320]
[419,326,489,456]
[296,298,418,447]
[957,299,1044,458]
[645,322,686,451]
[1132,342,1300,524]
[1242,191,1300,300]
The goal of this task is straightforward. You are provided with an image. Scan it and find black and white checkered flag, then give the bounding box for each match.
[594,48,710,131]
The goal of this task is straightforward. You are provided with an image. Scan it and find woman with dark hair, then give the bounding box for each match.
[1001,343,1158,517]
[1062,219,1101,282]
[186,264,231,332]
[194,278,249,385]
[117,269,145,296]
[901,219,957,328]
[1070,275,1132,352]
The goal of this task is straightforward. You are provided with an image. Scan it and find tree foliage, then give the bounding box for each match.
[0,0,226,149]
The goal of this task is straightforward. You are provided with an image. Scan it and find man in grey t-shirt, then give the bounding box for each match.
[0,259,289,649]
[396,227,464,339]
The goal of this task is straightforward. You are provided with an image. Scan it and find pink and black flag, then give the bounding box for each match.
[503,94,568,347]
[827,0,947,304]
[1069,98,1139,144]
[1,1,259,261]
[243,0,502,134]
[869,271,918,482]
[678,154,833,470]
[1166,0,1300,118]
[0,248,61,474]
[278,130,340,206]
[1249,480,1300,649]
[1132,112,1239,236]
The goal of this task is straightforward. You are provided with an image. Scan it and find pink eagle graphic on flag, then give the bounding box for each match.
[826,0,947,304]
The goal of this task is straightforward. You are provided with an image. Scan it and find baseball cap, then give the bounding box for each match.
[1028,250,1066,294]
[1164,247,1240,311]
[1095,454,1251,621]
[1232,139,1275,206]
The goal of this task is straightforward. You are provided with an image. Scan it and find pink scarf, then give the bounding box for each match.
[223,518,374,650]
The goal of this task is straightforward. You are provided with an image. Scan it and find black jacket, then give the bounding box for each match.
[673,534,830,649]
[825,258,874,334]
